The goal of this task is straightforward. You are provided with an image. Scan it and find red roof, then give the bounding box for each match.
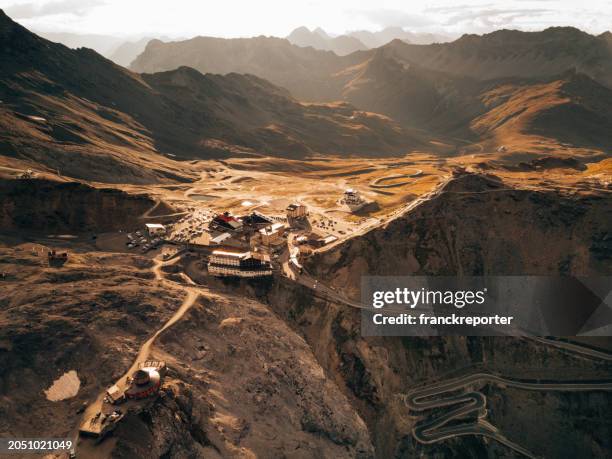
[216,214,239,223]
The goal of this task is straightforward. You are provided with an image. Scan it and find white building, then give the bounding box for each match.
[322,235,338,245]
[209,250,249,267]
[208,249,272,277]
[210,232,232,245]
[145,223,166,237]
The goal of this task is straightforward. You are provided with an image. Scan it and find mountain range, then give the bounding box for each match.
[286,26,452,55]
[131,25,612,147]
[0,10,424,183]
[286,27,369,56]
[2,9,612,185]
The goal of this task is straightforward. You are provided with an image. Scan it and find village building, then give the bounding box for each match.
[241,212,273,230]
[321,235,338,246]
[106,384,125,404]
[343,189,362,205]
[259,222,285,245]
[145,223,167,237]
[342,188,367,212]
[208,249,272,277]
[210,232,233,245]
[286,203,307,219]
[125,361,167,400]
[209,212,244,233]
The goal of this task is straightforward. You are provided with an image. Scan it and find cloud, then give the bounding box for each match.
[5,0,105,19]
[442,7,552,25]
[417,3,556,32]
[354,8,436,30]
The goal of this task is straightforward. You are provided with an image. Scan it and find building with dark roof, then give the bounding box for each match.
[210,212,244,233]
[241,212,273,229]
[208,249,272,277]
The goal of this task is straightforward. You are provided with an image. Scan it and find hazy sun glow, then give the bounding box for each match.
[1,0,610,38]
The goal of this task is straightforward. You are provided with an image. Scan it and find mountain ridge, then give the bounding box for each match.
[0,10,427,183]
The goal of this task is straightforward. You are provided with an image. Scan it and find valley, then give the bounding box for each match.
[0,6,611,459]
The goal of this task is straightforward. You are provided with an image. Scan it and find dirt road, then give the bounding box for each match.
[76,255,200,455]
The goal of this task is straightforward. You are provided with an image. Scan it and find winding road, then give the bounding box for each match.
[76,254,200,452]
[279,269,612,458]
[403,371,612,458]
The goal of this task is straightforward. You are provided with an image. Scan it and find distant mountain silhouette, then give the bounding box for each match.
[129,25,612,150]
[347,27,452,47]
[108,37,157,67]
[287,26,368,55]
[381,27,612,88]
[132,26,612,106]
[130,35,365,101]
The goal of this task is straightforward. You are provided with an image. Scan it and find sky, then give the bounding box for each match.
[1,0,611,39]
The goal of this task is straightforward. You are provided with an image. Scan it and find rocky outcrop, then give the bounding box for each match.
[308,172,612,298]
[0,247,183,442]
[262,172,612,458]
[109,288,375,458]
[0,178,154,232]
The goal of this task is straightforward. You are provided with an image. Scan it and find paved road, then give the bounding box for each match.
[526,336,612,361]
[403,371,612,457]
[280,272,612,458]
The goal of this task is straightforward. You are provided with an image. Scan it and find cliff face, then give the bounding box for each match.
[308,173,611,298]
[0,244,374,459]
[265,279,612,458]
[261,172,612,458]
[107,285,374,459]
[0,179,154,232]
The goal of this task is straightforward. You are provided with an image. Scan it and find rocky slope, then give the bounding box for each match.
[339,48,485,136]
[0,10,423,184]
[0,247,184,444]
[264,280,612,458]
[0,242,375,458]
[0,178,154,233]
[471,71,612,153]
[257,171,612,457]
[382,27,612,89]
[308,172,611,296]
[109,286,374,458]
